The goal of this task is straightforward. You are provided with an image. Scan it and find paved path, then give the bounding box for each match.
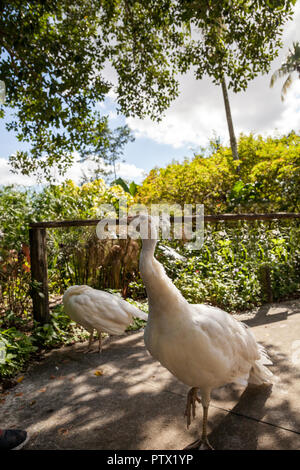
[1,299,300,450]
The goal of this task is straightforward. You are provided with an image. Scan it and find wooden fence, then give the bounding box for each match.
[29,212,300,323]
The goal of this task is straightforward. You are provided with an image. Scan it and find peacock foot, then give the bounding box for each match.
[84,347,96,354]
[83,343,102,354]
[86,347,102,354]
[183,438,214,451]
[184,387,201,428]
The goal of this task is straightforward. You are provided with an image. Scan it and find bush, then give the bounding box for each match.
[136,132,300,213]
[0,327,37,378]
[129,219,300,312]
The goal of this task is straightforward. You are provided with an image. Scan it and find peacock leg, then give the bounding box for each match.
[198,405,214,450]
[184,387,200,428]
[88,331,103,353]
[98,331,102,353]
[84,331,94,353]
[184,390,214,450]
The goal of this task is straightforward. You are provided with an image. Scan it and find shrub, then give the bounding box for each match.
[137,132,300,213]
[130,220,300,312]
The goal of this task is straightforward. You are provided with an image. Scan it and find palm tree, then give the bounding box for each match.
[220,75,239,162]
[270,42,300,101]
[213,17,240,164]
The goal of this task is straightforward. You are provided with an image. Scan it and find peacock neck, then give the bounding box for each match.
[139,241,158,286]
[139,241,187,314]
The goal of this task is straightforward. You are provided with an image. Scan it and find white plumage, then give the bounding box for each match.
[137,215,273,449]
[63,285,148,352]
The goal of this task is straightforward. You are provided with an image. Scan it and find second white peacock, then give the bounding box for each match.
[63,285,148,353]
[137,214,273,450]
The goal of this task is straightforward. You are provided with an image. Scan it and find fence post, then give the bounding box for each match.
[259,263,273,303]
[29,227,50,323]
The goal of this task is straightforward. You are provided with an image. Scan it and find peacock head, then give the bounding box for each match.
[129,213,169,251]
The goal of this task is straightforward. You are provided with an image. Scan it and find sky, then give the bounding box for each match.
[0,2,300,187]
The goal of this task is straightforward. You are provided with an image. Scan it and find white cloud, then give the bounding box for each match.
[126,3,300,149]
[114,162,146,182]
[65,157,146,183]
[108,110,118,120]
[0,156,146,187]
[0,158,37,186]
[126,78,226,148]
[271,80,300,134]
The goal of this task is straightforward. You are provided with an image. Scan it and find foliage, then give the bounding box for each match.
[0,185,32,249]
[270,41,300,101]
[0,304,89,378]
[228,133,300,211]
[0,178,133,238]
[0,178,143,379]
[1,1,135,179]
[81,126,135,183]
[0,179,135,318]
[0,248,31,320]
[142,220,300,312]
[106,0,296,117]
[125,298,148,331]
[0,187,32,322]
[32,304,90,348]
[137,150,236,211]
[137,132,300,212]
[1,1,296,177]
[177,1,296,92]
[113,178,139,197]
[31,180,138,295]
[32,179,133,222]
[0,327,37,378]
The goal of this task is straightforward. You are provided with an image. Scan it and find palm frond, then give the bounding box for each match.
[270,41,300,99]
[281,74,293,101]
[290,42,300,59]
[270,70,278,87]
[270,66,292,87]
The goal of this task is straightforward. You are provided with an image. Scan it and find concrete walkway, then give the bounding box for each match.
[1,299,300,450]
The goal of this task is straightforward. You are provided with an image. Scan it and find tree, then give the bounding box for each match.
[0,1,132,179]
[0,1,296,177]
[80,125,135,183]
[176,1,296,163]
[215,17,239,163]
[270,41,300,101]
[108,0,295,164]
[220,76,239,162]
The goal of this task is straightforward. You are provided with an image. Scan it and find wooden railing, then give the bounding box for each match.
[29,212,300,323]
